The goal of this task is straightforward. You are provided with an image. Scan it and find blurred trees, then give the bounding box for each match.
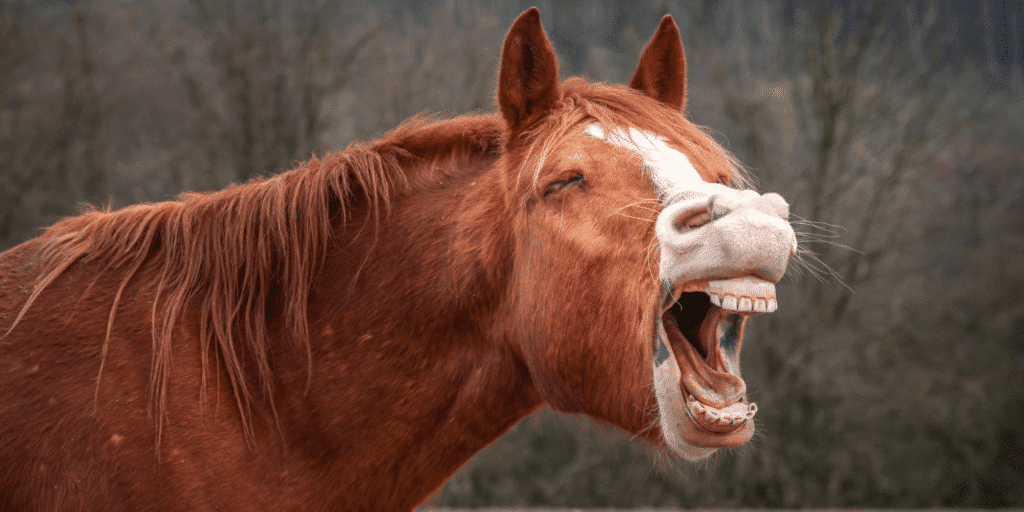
[353,0,506,132]
[0,0,1021,507]
[0,1,112,242]
[0,0,33,243]
[170,0,378,183]
[705,1,1024,505]
[0,0,381,243]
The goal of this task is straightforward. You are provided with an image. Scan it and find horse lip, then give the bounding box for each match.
[678,409,756,448]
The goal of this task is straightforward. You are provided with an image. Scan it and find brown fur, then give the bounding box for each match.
[0,9,744,511]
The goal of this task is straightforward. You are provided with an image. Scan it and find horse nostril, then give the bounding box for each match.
[657,196,714,243]
[674,208,711,230]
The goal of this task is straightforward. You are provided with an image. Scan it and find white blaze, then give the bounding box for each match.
[584,123,725,199]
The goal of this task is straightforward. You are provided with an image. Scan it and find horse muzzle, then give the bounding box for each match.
[651,186,796,460]
[656,186,796,286]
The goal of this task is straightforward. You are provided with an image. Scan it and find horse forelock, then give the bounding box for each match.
[13,114,503,446]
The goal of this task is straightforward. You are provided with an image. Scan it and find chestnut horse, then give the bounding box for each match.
[0,8,796,511]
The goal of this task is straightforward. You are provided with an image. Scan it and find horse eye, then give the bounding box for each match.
[543,174,585,197]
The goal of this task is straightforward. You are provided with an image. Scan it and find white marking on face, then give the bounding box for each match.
[584,123,719,199]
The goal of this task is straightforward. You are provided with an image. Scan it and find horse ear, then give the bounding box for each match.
[498,8,560,133]
[630,15,687,112]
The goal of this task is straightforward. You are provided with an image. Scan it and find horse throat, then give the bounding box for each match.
[285,166,536,507]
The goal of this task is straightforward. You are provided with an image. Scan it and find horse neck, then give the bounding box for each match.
[276,153,541,505]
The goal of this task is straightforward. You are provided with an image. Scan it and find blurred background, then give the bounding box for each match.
[1,0,1021,507]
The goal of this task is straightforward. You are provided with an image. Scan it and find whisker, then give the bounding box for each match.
[792,225,843,239]
[643,239,661,284]
[788,248,854,293]
[788,213,844,233]
[796,232,862,254]
[613,212,658,223]
[630,205,663,215]
[611,199,664,217]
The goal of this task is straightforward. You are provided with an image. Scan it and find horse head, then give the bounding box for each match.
[493,8,796,460]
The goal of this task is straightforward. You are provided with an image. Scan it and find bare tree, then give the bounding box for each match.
[778,2,963,323]
[352,0,507,138]
[0,1,115,247]
[0,0,34,243]
[164,0,379,184]
[56,5,110,205]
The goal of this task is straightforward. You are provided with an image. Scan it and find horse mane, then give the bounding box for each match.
[6,78,746,448]
[7,114,503,445]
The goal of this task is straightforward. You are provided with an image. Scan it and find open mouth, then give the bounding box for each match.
[656,275,775,446]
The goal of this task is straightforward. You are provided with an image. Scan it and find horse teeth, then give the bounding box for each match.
[754,299,767,313]
[709,294,721,306]
[738,297,753,312]
[721,295,738,311]
[767,299,778,312]
[704,276,776,305]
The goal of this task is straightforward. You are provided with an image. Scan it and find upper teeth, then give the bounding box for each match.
[679,275,778,314]
[710,293,777,313]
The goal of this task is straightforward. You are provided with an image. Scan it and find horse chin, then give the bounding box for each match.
[652,276,774,460]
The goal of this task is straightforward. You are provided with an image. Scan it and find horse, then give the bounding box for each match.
[0,8,796,511]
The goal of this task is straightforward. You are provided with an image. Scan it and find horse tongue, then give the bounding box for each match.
[676,325,746,409]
